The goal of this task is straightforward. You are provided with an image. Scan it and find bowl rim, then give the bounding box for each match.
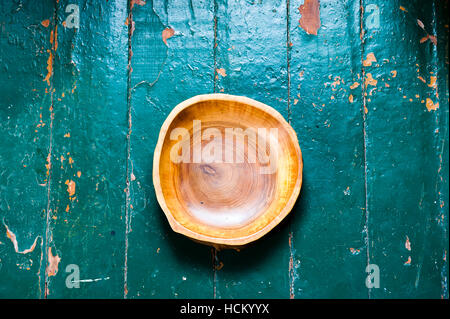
[153,93,303,247]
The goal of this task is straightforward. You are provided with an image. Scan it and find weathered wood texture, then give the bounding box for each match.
[0,0,448,298]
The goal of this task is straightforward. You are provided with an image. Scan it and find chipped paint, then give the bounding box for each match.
[350,82,360,89]
[162,27,175,46]
[363,53,377,67]
[405,236,411,251]
[404,256,412,266]
[3,222,39,254]
[43,50,53,86]
[65,180,76,197]
[365,73,378,87]
[428,76,437,88]
[41,19,50,28]
[216,68,227,77]
[46,247,61,277]
[426,98,439,111]
[130,0,146,9]
[0,0,447,300]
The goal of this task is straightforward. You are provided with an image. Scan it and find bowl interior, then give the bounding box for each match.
[156,97,301,244]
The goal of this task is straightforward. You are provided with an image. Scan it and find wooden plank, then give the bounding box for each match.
[214,0,291,298]
[126,0,215,298]
[363,0,449,298]
[288,0,368,298]
[45,0,129,298]
[0,0,55,298]
[0,0,447,299]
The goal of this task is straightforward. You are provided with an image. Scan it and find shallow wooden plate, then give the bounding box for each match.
[153,94,302,248]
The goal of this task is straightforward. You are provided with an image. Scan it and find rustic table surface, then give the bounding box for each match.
[0,0,448,299]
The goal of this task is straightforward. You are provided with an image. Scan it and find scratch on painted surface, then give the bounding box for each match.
[3,221,40,254]
[298,0,321,35]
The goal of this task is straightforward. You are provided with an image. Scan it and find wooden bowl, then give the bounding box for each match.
[153,94,302,248]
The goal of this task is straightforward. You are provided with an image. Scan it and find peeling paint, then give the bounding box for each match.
[216,68,227,77]
[428,76,437,88]
[3,222,39,254]
[365,73,377,87]
[65,180,76,197]
[41,19,50,28]
[162,27,175,46]
[46,247,61,277]
[130,0,146,9]
[350,82,360,89]
[43,50,53,86]
[363,53,377,67]
[426,98,439,111]
[405,236,411,251]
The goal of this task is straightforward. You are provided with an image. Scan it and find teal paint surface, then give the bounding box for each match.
[0,0,448,299]
[0,0,54,298]
[45,0,129,298]
[289,0,368,298]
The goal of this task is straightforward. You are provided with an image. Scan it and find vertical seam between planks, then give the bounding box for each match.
[286,0,292,124]
[124,0,133,299]
[359,0,371,299]
[43,0,58,299]
[286,0,296,300]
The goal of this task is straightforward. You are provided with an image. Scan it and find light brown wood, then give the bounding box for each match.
[153,94,303,248]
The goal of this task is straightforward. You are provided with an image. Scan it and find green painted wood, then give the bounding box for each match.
[288,0,368,298]
[214,0,291,298]
[363,0,449,298]
[45,0,129,298]
[0,0,55,298]
[126,0,215,298]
